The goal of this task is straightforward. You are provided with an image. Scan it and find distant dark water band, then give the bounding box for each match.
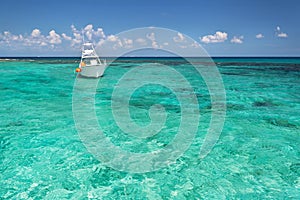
[1,57,300,68]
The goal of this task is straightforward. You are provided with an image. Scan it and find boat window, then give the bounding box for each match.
[90,59,98,65]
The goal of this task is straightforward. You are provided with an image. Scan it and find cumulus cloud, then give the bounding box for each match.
[1,31,22,42]
[106,35,123,49]
[94,28,105,38]
[0,24,109,53]
[1,25,199,53]
[191,41,200,48]
[276,26,288,38]
[135,38,147,45]
[0,28,47,47]
[31,29,41,37]
[70,25,82,46]
[72,32,82,45]
[71,24,77,33]
[173,32,186,43]
[256,33,264,39]
[276,26,280,31]
[122,38,133,49]
[40,42,47,46]
[84,24,93,40]
[83,24,106,41]
[84,24,93,31]
[200,31,228,43]
[97,39,105,47]
[231,36,243,44]
[3,31,15,40]
[277,33,288,38]
[123,38,133,45]
[146,32,159,48]
[47,30,62,44]
[62,33,72,41]
[146,32,155,41]
[107,35,118,42]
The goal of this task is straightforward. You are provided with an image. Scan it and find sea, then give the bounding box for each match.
[0,57,299,199]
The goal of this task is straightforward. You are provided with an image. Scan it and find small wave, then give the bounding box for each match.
[0,58,17,62]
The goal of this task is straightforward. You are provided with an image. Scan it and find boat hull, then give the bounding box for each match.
[79,64,106,78]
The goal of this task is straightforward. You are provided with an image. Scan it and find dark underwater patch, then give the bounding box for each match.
[265,118,297,128]
[6,121,24,127]
[290,163,300,175]
[253,101,275,107]
[226,103,245,110]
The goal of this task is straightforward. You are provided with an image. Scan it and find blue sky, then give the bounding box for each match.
[0,0,299,56]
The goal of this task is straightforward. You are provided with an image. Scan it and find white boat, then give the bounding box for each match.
[76,42,107,78]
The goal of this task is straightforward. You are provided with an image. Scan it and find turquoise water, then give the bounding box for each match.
[0,57,299,199]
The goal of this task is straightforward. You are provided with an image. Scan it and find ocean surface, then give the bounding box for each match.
[0,57,299,199]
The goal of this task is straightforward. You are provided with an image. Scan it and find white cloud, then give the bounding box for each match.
[275,26,288,38]
[11,34,21,41]
[191,41,200,48]
[107,35,118,42]
[0,25,107,53]
[18,35,24,41]
[200,31,228,43]
[151,42,159,49]
[62,33,72,41]
[124,38,133,45]
[178,33,184,40]
[0,29,46,47]
[146,32,159,48]
[72,32,82,44]
[135,38,147,45]
[40,42,47,46]
[123,38,133,48]
[31,29,41,37]
[276,26,280,31]
[94,28,105,38]
[173,32,186,42]
[71,24,77,33]
[83,24,106,41]
[146,32,155,41]
[277,33,288,38]
[231,36,243,44]
[27,28,48,46]
[84,24,93,31]
[0,31,24,44]
[69,24,106,48]
[0,24,163,53]
[70,25,82,46]
[106,35,123,49]
[84,24,93,40]
[256,33,264,39]
[47,30,62,44]
[0,24,106,52]
[97,39,105,47]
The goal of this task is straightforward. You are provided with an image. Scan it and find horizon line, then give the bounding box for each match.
[1,56,300,58]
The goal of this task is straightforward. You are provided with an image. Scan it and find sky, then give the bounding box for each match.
[0,0,299,57]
